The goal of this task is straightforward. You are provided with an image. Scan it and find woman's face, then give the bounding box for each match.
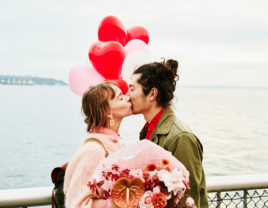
[109,86,132,120]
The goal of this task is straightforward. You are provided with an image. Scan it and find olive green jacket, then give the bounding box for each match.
[140,108,209,208]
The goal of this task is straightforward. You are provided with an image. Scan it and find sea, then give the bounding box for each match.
[0,85,268,190]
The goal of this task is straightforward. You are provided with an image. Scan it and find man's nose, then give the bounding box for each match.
[126,90,130,96]
[124,95,131,101]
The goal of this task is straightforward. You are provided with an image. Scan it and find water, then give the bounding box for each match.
[0,85,268,190]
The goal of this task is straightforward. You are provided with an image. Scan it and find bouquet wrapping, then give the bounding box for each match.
[88,140,196,208]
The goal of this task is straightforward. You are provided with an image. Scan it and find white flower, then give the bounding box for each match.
[165,193,172,200]
[159,168,186,195]
[186,197,197,208]
[139,191,154,208]
[148,170,159,177]
[129,169,145,182]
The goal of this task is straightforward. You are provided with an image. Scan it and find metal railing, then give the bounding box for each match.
[0,174,268,208]
[206,174,268,208]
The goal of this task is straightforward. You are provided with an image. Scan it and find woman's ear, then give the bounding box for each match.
[107,112,113,119]
[149,88,158,101]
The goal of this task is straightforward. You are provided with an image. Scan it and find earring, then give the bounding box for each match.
[110,119,114,126]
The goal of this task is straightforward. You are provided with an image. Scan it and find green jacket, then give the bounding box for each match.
[140,108,208,208]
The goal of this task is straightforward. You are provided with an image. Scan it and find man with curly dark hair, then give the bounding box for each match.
[127,59,209,208]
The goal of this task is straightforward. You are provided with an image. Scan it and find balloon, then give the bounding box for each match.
[89,41,126,80]
[86,58,93,67]
[68,65,105,96]
[124,39,152,56]
[106,79,129,95]
[98,16,128,46]
[121,51,153,84]
[127,26,149,44]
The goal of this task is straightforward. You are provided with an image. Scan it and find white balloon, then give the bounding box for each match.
[121,51,153,84]
[124,39,152,56]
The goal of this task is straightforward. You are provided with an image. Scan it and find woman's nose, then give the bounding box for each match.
[125,95,131,101]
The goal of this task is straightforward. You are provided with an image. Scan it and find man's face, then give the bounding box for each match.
[127,74,149,115]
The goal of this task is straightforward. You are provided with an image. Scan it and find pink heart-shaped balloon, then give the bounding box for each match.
[98,16,128,46]
[68,65,105,96]
[127,26,149,45]
[88,41,125,80]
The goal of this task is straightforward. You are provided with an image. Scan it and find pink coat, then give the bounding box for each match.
[63,129,124,208]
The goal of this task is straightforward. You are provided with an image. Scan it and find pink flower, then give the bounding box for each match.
[101,180,114,192]
[153,169,166,180]
[170,169,183,182]
[159,168,185,195]
[129,169,144,182]
[183,170,190,180]
[186,197,197,208]
[173,189,185,204]
[139,191,154,208]
[153,186,160,194]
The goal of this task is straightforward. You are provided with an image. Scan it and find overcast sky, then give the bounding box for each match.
[0,0,267,87]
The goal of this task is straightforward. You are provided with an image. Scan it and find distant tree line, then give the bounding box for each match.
[0,75,67,85]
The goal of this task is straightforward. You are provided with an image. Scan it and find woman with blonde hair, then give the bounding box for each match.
[64,81,132,208]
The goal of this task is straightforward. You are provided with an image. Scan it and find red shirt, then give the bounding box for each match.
[145,108,165,140]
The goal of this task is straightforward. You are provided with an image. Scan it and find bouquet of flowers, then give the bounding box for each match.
[88,140,197,208]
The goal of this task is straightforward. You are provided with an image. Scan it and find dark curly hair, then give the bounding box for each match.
[133,59,179,107]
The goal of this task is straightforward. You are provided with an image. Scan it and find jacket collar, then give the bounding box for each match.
[153,107,176,135]
[140,107,176,141]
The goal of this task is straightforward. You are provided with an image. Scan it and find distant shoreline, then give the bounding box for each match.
[0,75,67,86]
[1,83,267,90]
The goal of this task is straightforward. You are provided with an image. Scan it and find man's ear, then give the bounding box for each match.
[149,88,158,101]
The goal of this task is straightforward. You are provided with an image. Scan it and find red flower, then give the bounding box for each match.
[151,192,167,208]
[143,172,150,180]
[111,174,120,181]
[184,181,191,190]
[161,159,170,166]
[87,179,104,196]
[152,174,160,186]
[146,163,157,171]
[120,169,130,178]
[111,164,119,171]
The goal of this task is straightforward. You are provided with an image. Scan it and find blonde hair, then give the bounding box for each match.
[82,81,116,132]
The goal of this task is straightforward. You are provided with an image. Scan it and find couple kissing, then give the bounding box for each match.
[63,59,209,208]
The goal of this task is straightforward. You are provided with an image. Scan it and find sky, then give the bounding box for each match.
[0,0,268,87]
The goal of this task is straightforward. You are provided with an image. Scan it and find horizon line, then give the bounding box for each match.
[178,86,268,89]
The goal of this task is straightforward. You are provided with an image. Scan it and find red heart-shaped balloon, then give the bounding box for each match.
[89,41,125,79]
[98,16,128,46]
[127,26,149,44]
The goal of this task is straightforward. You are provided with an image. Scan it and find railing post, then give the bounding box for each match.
[217,191,221,208]
[243,190,248,208]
